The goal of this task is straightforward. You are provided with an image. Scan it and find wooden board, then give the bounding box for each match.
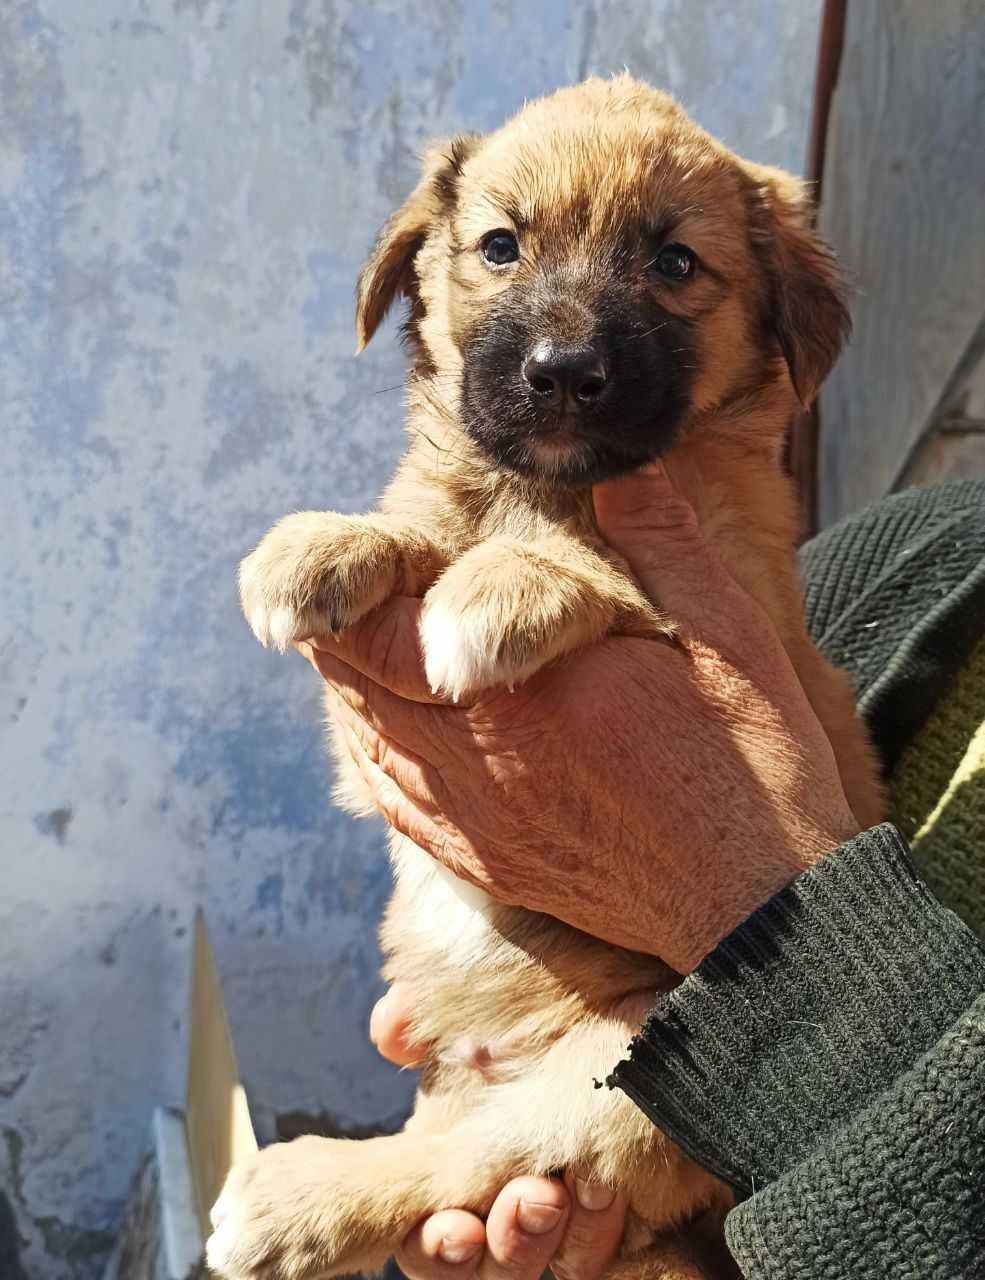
[964,353,985,420]
[101,1108,204,1280]
[817,0,985,525]
[900,427,985,488]
[184,913,258,1242]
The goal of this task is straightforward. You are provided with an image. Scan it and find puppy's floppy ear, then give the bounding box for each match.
[355,134,479,351]
[745,164,850,407]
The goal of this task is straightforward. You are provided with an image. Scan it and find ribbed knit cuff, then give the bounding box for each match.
[608,825,985,1194]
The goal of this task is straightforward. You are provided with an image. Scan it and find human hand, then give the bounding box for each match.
[298,462,858,972]
[393,1169,625,1280]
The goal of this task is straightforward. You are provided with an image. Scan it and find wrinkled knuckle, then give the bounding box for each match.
[420,754,453,805]
[375,735,396,777]
[551,1252,605,1280]
[554,1213,619,1278]
[366,605,401,672]
[553,1241,598,1277]
[497,1235,556,1275]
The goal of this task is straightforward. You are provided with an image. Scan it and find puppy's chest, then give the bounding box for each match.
[385,838,594,1081]
[388,836,504,970]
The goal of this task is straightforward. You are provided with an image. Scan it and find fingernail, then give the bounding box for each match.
[574,1179,617,1211]
[439,1238,482,1264]
[368,990,391,1041]
[639,461,665,477]
[516,1199,564,1234]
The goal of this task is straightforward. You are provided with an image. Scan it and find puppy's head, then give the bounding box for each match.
[356,76,848,486]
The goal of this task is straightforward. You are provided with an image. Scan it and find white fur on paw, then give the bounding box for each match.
[205,1190,246,1276]
[268,606,298,652]
[420,601,513,700]
[248,604,298,653]
[249,606,272,648]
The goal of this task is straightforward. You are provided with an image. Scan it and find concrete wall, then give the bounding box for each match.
[0,2,821,1274]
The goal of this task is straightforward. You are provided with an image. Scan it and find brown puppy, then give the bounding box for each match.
[208,76,883,1280]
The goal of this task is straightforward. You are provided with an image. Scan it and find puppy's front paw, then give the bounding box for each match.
[420,538,617,700]
[207,1139,317,1280]
[207,1137,366,1280]
[239,512,423,652]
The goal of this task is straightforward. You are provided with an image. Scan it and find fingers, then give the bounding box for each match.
[396,1209,486,1280]
[551,1176,626,1280]
[369,983,427,1068]
[328,688,442,809]
[298,596,449,703]
[333,716,454,857]
[396,1177,623,1280]
[479,1177,570,1280]
[395,1179,569,1280]
[332,713,492,893]
[304,630,456,774]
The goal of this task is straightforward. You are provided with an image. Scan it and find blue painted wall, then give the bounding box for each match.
[0,2,821,1273]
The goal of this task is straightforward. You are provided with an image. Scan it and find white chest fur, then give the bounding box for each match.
[390,835,499,968]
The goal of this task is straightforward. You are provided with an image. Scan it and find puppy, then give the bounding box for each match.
[208,76,883,1280]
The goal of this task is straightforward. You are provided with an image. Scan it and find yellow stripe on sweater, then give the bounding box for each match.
[890,637,985,940]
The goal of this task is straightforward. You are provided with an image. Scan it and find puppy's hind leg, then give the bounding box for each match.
[206,1016,724,1280]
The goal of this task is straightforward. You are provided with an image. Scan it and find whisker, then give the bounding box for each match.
[621,320,670,344]
[406,424,473,468]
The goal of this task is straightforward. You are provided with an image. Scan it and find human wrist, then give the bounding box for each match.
[673,815,861,971]
[609,825,985,1192]
[775,811,863,883]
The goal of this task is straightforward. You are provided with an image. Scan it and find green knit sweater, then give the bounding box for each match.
[611,482,985,1279]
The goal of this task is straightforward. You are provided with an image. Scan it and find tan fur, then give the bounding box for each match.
[211,76,883,1280]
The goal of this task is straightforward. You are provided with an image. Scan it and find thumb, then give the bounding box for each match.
[593,462,738,627]
[369,984,427,1067]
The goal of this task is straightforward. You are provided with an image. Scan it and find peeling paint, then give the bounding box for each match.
[33,806,73,843]
[2,2,821,1275]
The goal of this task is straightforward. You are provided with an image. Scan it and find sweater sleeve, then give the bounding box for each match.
[724,993,985,1279]
[607,825,985,1198]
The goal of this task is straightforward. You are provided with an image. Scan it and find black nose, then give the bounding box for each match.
[522,342,608,409]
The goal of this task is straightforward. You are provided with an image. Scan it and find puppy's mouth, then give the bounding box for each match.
[520,427,598,476]
[459,388,684,487]
[471,420,667,487]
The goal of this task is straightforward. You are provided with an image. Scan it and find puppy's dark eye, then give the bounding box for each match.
[655,243,696,280]
[481,230,520,266]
